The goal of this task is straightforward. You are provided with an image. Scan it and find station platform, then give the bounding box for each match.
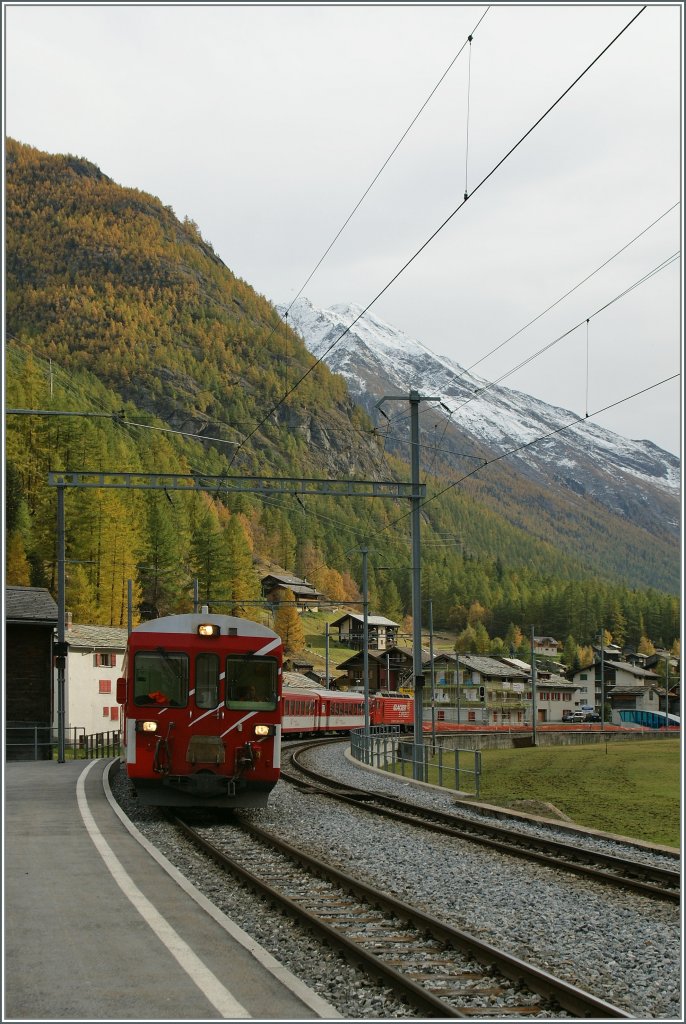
[3,759,340,1021]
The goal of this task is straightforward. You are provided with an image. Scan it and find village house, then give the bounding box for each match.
[329,611,399,651]
[335,644,423,692]
[55,622,129,738]
[424,654,579,725]
[533,636,560,657]
[420,655,529,725]
[260,571,324,612]
[570,657,662,720]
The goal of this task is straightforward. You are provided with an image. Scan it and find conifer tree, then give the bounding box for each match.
[273,589,305,653]
[638,635,656,655]
[221,515,261,613]
[6,531,31,586]
[455,625,477,654]
[66,563,99,623]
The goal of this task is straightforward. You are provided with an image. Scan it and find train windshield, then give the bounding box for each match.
[195,653,219,708]
[226,655,278,710]
[133,650,189,706]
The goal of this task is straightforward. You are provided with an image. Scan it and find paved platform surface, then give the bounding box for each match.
[4,759,340,1021]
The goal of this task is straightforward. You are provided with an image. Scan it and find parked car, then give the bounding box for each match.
[569,710,601,722]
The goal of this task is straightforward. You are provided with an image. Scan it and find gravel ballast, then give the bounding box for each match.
[110,743,682,1020]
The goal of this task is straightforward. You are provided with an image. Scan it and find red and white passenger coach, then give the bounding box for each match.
[117,612,283,808]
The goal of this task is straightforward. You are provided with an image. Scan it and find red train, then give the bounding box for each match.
[282,683,414,735]
[116,612,283,808]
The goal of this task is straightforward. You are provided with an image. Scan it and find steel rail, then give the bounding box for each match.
[173,813,632,1019]
[284,742,680,903]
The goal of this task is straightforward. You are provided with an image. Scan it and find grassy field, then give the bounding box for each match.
[469,739,681,848]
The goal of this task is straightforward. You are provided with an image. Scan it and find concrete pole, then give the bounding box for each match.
[362,547,370,738]
[56,484,66,763]
[600,629,605,733]
[128,579,133,635]
[409,391,424,780]
[429,599,436,753]
[456,651,461,726]
[530,626,537,746]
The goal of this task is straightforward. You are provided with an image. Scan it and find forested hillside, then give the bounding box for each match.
[4,139,680,648]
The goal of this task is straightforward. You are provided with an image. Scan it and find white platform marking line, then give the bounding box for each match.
[76,760,250,1019]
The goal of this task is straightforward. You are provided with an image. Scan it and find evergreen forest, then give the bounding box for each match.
[5,139,680,655]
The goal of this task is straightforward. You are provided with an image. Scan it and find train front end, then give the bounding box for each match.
[117,613,283,808]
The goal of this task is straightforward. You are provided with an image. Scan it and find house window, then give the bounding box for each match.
[110,706,119,721]
[468,711,476,722]
[102,707,110,717]
[95,653,117,667]
[99,679,111,694]
[580,673,587,680]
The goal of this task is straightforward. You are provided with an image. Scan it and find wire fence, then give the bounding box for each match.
[350,727,481,796]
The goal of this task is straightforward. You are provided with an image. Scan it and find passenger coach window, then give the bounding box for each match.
[134,651,188,706]
[195,653,219,708]
[226,656,277,710]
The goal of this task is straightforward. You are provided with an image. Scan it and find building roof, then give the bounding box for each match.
[459,655,529,680]
[65,624,129,650]
[329,612,399,628]
[336,644,429,670]
[261,572,323,598]
[283,670,320,689]
[606,660,660,680]
[5,586,58,625]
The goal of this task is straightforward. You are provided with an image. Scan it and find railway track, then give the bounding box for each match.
[173,812,632,1019]
[282,740,680,903]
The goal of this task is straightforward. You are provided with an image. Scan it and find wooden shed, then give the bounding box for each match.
[5,586,58,759]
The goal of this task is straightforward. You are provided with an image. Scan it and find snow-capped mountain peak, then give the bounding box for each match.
[278,296,679,537]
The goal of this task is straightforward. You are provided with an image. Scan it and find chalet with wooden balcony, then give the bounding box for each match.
[260,571,324,612]
[329,612,399,652]
[335,644,426,692]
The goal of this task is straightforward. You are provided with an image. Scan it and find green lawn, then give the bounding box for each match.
[472,740,681,848]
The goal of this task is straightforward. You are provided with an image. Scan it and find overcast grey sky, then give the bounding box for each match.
[4,2,682,456]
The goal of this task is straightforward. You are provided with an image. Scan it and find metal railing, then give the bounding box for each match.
[350,727,481,797]
[5,723,121,761]
[5,721,53,761]
[79,730,121,759]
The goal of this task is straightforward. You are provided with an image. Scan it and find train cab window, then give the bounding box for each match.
[133,650,188,706]
[195,653,219,708]
[226,655,277,710]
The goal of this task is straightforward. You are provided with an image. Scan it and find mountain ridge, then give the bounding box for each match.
[278,297,680,590]
[4,138,680,611]
[279,297,679,530]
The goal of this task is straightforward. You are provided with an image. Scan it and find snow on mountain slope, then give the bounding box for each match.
[279,297,680,535]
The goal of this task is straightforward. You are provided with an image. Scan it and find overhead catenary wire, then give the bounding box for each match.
[226,4,646,468]
[382,371,680,536]
[372,200,681,435]
[222,6,491,453]
[267,367,679,592]
[464,32,473,202]
[450,250,680,415]
[283,7,491,322]
[455,201,680,382]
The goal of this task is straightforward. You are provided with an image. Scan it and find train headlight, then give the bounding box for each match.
[254,724,273,737]
[198,623,220,637]
[136,720,158,733]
